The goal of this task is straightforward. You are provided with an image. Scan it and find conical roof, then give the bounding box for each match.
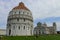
[12,2,30,11]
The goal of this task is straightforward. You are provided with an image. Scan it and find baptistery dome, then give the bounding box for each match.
[13,2,30,11]
[6,2,33,36]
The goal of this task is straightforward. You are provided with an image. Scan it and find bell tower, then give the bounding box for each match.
[53,22,57,34]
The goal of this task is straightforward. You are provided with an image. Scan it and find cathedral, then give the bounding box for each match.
[34,22,57,35]
[6,2,33,36]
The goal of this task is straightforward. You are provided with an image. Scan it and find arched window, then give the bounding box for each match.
[9,24,11,26]
[15,12,16,14]
[39,30,41,35]
[24,19,25,22]
[9,29,11,35]
[17,18,19,21]
[18,26,20,30]
[24,26,25,29]
[13,26,15,30]
[19,11,20,14]
[23,12,24,13]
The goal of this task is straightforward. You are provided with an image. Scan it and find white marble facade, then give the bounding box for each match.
[6,2,33,36]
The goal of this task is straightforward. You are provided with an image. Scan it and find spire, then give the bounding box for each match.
[12,2,30,11]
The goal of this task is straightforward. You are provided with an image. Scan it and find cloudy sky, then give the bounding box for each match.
[0,0,60,31]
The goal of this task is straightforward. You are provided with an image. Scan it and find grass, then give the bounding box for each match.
[1,34,60,40]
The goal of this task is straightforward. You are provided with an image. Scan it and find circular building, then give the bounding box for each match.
[6,2,33,36]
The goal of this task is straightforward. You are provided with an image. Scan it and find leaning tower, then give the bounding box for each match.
[6,2,33,36]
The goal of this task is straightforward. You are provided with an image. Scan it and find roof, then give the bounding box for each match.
[34,26,54,30]
[47,27,54,31]
[12,2,30,11]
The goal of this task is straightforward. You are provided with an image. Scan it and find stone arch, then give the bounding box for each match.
[9,29,11,35]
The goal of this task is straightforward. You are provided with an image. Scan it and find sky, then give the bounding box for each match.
[0,0,60,31]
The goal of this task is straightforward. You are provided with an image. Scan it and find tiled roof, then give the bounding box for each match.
[12,2,30,11]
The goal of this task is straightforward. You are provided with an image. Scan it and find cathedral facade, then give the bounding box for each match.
[34,22,57,35]
[6,2,33,36]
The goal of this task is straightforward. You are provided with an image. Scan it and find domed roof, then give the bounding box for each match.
[12,2,30,11]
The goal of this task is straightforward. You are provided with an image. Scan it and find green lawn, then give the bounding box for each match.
[1,34,60,40]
